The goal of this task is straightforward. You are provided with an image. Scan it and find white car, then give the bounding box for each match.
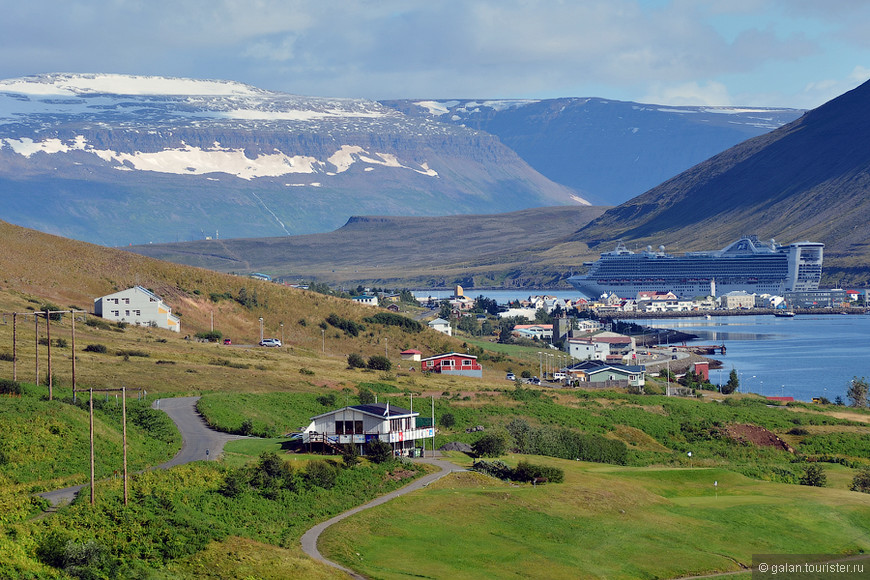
[259,338,282,347]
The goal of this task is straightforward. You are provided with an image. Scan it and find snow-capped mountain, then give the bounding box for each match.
[0,74,580,245]
[383,98,804,204]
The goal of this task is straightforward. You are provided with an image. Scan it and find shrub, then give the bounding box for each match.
[316,393,337,407]
[358,388,375,405]
[239,418,254,436]
[116,349,150,358]
[850,469,870,494]
[347,353,366,369]
[304,460,339,489]
[0,378,22,395]
[195,330,223,342]
[439,413,456,428]
[326,313,363,337]
[342,444,360,467]
[799,464,827,487]
[366,439,394,464]
[513,460,565,484]
[366,355,392,371]
[0,351,14,362]
[473,432,508,458]
[83,343,108,354]
[362,312,423,332]
[299,367,315,376]
[84,318,112,330]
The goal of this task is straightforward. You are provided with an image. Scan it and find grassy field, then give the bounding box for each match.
[319,455,870,579]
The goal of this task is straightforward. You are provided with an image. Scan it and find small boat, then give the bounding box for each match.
[774,309,795,318]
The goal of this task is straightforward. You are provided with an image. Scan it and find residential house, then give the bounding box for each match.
[94,286,181,333]
[566,360,646,390]
[301,403,434,457]
[351,294,379,307]
[512,324,554,341]
[566,337,609,361]
[400,349,422,362]
[421,352,482,377]
[428,318,452,336]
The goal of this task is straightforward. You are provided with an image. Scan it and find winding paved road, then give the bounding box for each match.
[38,396,242,507]
[300,457,460,578]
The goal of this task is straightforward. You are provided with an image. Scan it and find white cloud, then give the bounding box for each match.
[641,81,734,106]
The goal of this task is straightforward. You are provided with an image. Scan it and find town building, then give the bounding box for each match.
[301,403,434,457]
[420,352,482,377]
[512,324,554,341]
[351,294,379,307]
[400,349,422,362]
[94,286,181,332]
[566,360,646,390]
[427,318,452,336]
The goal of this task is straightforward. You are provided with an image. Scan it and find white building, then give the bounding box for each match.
[302,403,434,457]
[428,318,452,336]
[566,337,610,361]
[351,294,379,306]
[94,286,181,333]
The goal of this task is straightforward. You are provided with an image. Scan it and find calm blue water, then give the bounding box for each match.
[413,290,869,402]
[636,314,870,402]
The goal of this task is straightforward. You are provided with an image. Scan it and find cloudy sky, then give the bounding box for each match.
[2,0,869,109]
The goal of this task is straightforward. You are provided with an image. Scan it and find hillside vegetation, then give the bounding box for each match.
[2,220,870,579]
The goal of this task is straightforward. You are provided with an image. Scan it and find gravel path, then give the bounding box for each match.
[300,457,460,578]
[38,396,242,507]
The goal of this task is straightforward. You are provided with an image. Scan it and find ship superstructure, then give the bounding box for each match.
[568,236,823,299]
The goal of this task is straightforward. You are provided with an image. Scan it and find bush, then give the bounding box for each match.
[366,355,392,371]
[342,444,360,467]
[800,464,827,487]
[347,353,367,369]
[366,439,394,464]
[83,343,108,353]
[473,432,508,458]
[513,460,565,484]
[358,388,376,405]
[0,378,22,395]
[304,460,339,489]
[299,367,315,376]
[326,313,363,337]
[316,393,337,407]
[84,317,113,330]
[116,349,150,358]
[850,469,870,494]
[439,413,456,428]
[0,351,13,362]
[195,330,223,342]
[362,312,423,332]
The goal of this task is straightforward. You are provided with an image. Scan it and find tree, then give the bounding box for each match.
[472,432,508,458]
[366,439,394,463]
[850,468,870,493]
[439,413,456,428]
[799,464,827,487]
[341,444,360,467]
[366,355,392,371]
[846,376,869,408]
[358,388,375,405]
[721,369,739,395]
[457,315,479,335]
[347,353,366,369]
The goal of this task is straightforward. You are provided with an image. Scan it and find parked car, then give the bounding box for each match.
[223,338,232,345]
[552,372,567,381]
[506,373,516,381]
[528,376,541,385]
[259,338,282,347]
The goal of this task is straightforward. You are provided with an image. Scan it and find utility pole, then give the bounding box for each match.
[12,313,16,382]
[89,388,95,505]
[35,313,39,387]
[122,386,128,506]
[45,309,52,400]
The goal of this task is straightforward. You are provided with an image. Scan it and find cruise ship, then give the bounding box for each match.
[568,236,823,299]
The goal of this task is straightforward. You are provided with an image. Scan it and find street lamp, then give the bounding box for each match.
[280,322,284,345]
[321,328,325,353]
[258,317,263,343]
[537,351,542,380]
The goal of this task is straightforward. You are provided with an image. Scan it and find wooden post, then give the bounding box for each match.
[122,386,128,506]
[12,313,16,382]
[45,309,52,400]
[89,387,95,505]
[34,313,39,387]
[71,313,77,403]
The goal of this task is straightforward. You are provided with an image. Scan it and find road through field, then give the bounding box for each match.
[300,457,460,578]
[38,396,242,507]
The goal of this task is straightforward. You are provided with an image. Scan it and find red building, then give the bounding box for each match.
[420,352,482,378]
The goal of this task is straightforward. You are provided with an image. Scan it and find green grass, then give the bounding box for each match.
[320,457,870,580]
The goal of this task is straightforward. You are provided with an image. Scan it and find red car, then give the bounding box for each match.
[223,338,232,345]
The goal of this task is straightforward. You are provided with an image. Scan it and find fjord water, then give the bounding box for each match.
[638,314,870,402]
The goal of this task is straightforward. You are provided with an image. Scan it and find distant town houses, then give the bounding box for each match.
[94,286,181,333]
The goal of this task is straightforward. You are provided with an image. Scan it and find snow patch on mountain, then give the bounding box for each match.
[0,73,262,97]
[0,136,439,180]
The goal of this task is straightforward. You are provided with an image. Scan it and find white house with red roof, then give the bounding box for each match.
[400,349,422,362]
[421,352,482,377]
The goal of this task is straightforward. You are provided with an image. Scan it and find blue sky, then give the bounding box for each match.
[2,0,869,109]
